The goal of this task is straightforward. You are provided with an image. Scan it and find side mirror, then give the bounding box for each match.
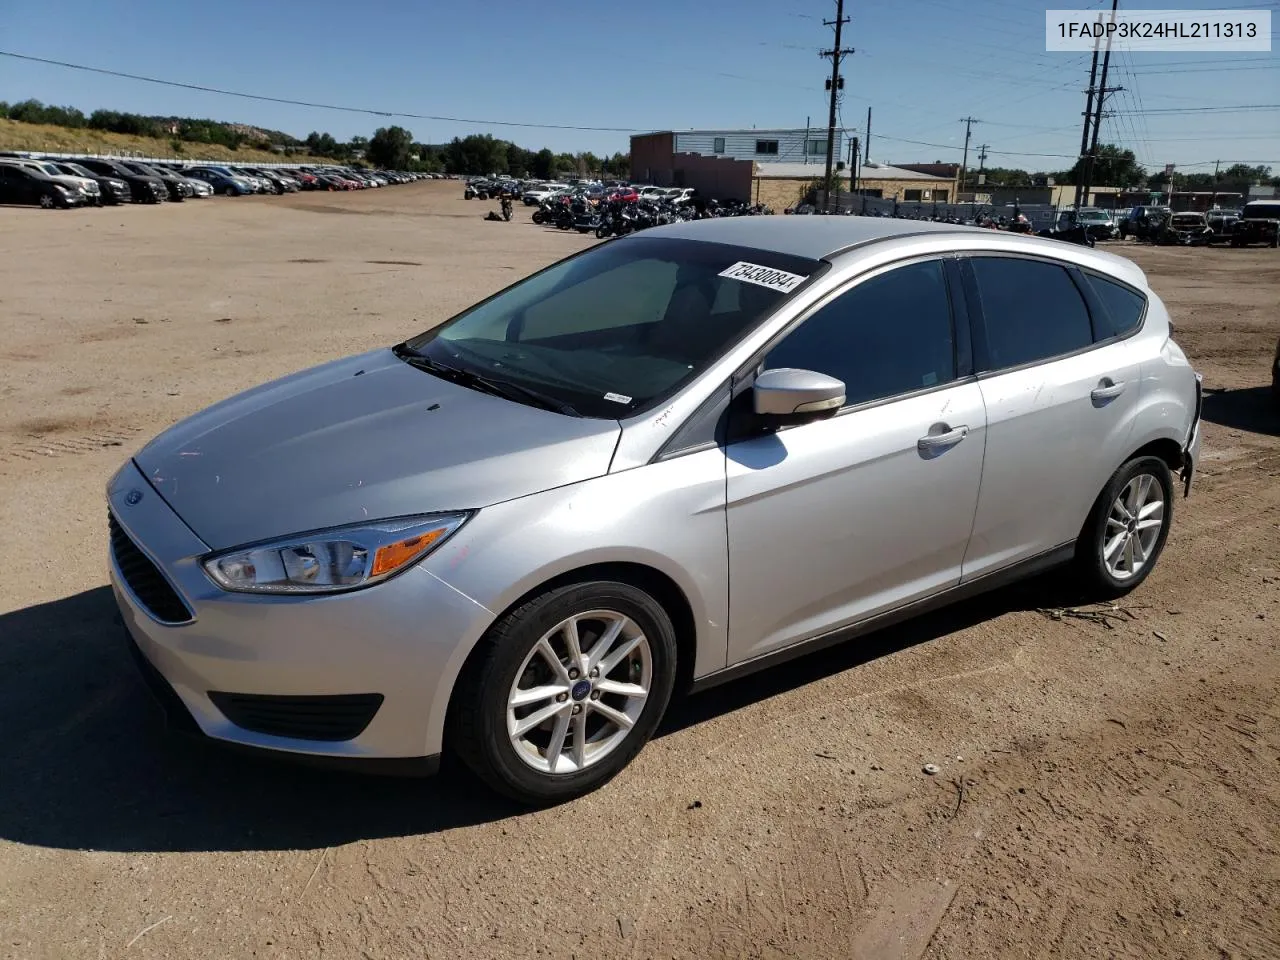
[753,368,846,427]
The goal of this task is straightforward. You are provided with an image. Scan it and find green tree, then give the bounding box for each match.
[444,134,509,175]
[1061,144,1144,187]
[531,148,556,180]
[368,125,414,169]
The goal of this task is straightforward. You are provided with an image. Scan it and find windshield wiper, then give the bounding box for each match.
[395,346,580,416]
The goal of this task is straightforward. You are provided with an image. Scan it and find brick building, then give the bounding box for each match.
[631,128,957,208]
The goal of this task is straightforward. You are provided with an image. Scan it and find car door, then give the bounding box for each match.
[0,167,17,204]
[958,254,1144,580]
[725,257,987,665]
[6,167,37,204]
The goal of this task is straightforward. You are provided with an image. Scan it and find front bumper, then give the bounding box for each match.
[107,460,494,766]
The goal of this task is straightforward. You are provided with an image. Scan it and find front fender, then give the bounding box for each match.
[419,448,729,756]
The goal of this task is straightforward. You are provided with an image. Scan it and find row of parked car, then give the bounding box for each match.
[1115,203,1280,248]
[464,176,701,208]
[0,153,431,208]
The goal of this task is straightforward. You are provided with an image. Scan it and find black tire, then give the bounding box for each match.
[595,224,610,239]
[1074,455,1174,599]
[449,580,678,805]
[532,210,546,224]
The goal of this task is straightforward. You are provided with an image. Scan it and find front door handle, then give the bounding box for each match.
[917,424,969,453]
[1091,378,1127,403]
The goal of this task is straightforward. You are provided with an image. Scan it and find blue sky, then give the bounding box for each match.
[2,0,1276,174]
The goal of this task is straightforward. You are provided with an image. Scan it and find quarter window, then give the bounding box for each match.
[1086,274,1146,340]
[969,257,1093,370]
[763,260,956,407]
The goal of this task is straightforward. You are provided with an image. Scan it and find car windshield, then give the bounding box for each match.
[400,236,825,419]
[1243,203,1280,220]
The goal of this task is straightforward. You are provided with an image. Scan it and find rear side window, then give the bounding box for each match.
[969,257,1093,370]
[1086,274,1146,340]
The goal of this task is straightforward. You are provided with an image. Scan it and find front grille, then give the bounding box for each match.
[208,692,384,741]
[108,513,193,624]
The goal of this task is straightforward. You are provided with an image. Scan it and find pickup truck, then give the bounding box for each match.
[1230,200,1280,248]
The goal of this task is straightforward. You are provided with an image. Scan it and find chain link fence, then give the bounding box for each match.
[819,191,1064,230]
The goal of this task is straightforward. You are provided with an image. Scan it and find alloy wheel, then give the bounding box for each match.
[506,610,651,774]
[1102,473,1166,580]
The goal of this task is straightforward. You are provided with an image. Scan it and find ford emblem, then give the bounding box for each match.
[125,489,144,506]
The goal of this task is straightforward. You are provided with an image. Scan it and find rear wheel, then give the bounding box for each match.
[450,581,678,805]
[1074,456,1174,599]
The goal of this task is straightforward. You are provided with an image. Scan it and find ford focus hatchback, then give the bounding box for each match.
[109,218,1202,804]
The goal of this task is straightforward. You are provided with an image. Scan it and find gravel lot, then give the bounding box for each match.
[1,182,1277,960]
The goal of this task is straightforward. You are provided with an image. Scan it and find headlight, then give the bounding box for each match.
[54,184,72,194]
[201,513,470,595]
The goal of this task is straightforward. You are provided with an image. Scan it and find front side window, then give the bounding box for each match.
[969,257,1093,370]
[763,259,956,408]
[402,237,824,419]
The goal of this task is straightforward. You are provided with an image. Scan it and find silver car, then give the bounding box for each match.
[109,218,1203,803]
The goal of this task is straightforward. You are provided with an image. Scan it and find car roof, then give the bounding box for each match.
[643,216,1149,285]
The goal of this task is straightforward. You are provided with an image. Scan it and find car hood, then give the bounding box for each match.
[134,348,621,550]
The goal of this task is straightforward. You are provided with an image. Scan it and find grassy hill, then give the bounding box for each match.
[0,119,326,164]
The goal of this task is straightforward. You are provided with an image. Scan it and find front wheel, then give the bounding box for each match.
[532,210,546,224]
[39,194,55,209]
[595,224,611,239]
[450,581,678,805]
[1074,456,1174,599]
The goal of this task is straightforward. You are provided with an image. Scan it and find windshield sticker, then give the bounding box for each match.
[718,261,806,293]
[604,392,633,404]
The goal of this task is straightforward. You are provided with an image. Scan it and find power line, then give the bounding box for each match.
[0,49,644,133]
[1114,105,1280,114]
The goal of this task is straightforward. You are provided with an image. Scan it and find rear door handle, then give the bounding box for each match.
[917,425,969,453]
[1091,379,1127,403]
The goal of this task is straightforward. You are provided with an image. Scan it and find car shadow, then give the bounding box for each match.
[0,573,1085,853]
[1200,385,1279,438]
[0,586,517,853]
[658,571,1082,736]
[1203,386,1274,440]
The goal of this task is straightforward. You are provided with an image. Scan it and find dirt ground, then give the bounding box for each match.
[1,183,1277,960]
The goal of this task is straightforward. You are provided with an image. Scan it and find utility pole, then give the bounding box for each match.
[865,106,872,162]
[977,143,989,181]
[1209,158,1221,209]
[850,136,859,194]
[1074,15,1103,211]
[820,0,854,212]
[1080,0,1122,210]
[958,116,981,199]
